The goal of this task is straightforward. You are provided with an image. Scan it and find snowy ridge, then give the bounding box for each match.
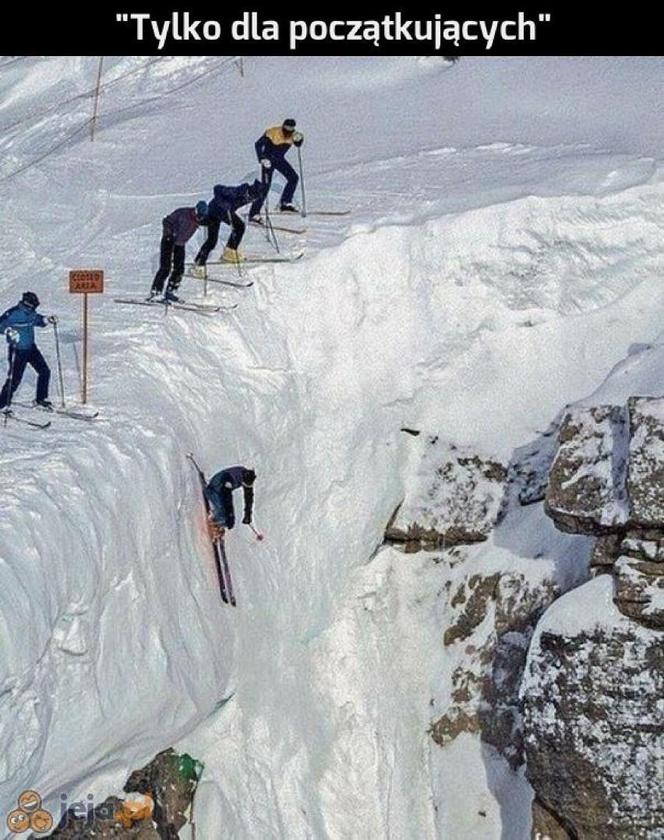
[1,56,664,837]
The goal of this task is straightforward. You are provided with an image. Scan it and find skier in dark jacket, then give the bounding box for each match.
[205,466,256,536]
[0,292,55,411]
[248,118,304,223]
[193,180,266,269]
[150,201,209,302]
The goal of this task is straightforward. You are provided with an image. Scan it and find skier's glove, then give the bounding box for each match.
[260,158,272,170]
[47,315,57,324]
[5,328,19,344]
[292,131,304,147]
[242,513,252,525]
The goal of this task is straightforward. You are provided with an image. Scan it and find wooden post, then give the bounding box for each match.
[69,270,104,405]
[90,56,104,141]
[82,293,89,403]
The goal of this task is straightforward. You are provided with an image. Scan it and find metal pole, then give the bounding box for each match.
[53,318,66,408]
[297,146,307,218]
[263,169,280,253]
[82,293,89,404]
[90,56,104,142]
[3,345,16,426]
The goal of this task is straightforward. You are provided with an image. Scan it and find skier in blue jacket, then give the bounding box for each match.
[150,201,209,302]
[0,292,55,411]
[205,466,256,536]
[193,180,266,270]
[248,118,304,223]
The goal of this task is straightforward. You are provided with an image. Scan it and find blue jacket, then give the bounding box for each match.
[208,183,263,221]
[205,466,254,528]
[0,303,47,350]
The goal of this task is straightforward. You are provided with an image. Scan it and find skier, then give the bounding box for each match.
[248,118,304,223]
[193,180,266,269]
[149,201,209,302]
[205,465,256,538]
[0,292,55,411]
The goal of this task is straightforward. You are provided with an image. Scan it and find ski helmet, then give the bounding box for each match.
[282,118,296,133]
[242,468,257,486]
[22,291,40,309]
[195,201,208,221]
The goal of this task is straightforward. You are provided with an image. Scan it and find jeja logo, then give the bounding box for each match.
[6,790,54,835]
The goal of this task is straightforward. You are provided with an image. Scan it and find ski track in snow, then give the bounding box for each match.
[0,56,664,838]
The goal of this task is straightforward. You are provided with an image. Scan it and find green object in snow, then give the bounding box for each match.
[177,753,204,782]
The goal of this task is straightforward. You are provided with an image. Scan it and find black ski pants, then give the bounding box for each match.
[152,226,186,293]
[0,345,50,409]
[194,211,245,265]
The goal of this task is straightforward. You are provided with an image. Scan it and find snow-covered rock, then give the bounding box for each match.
[432,555,558,768]
[627,397,664,532]
[544,406,629,534]
[522,576,664,839]
[614,539,664,628]
[386,436,507,551]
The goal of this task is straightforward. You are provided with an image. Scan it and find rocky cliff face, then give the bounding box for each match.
[388,433,585,773]
[522,578,664,840]
[523,395,664,838]
[386,436,507,551]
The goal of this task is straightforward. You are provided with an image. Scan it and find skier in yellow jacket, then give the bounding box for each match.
[248,118,304,222]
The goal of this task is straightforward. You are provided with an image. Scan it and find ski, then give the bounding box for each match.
[214,252,304,265]
[204,278,254,288]
[293,210,350,217]
[249,219,306,235]
[187,453,235,607]
[1,410,51,429]
[218,541,236,608]
[114,298,236,315]
[184,273,254,289]
[187,253,302,270]
[13,401,99,422]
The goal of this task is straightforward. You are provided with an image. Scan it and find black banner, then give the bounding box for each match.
[0,2,660,55]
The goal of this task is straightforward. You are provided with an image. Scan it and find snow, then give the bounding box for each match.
[529,574,620,640]
[0,55,664,838]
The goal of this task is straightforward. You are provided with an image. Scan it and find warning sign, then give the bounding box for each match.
[69,270,104,294]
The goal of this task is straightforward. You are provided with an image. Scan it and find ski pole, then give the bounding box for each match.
[297,146,307,218]
[248,523,264,542]
[52,317,65,408]
[264,206,280,254]
[263,175,280,254]
[226,210,244,279]
[3,343,17,426]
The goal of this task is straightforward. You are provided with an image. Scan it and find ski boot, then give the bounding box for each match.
[191,264,207,279]
[249,215,264,226]
[163,290,182,303]
[146,288,161,301]
[35,399,54,410]
[222,247,246,264]
[279,203,300,214]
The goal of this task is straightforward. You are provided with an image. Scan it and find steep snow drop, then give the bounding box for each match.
[3,172,664,833]
[174,179,664,839]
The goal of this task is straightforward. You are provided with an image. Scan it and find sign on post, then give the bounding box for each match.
[69,270,104,404]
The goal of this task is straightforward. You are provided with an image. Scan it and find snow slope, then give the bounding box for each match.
[1,56,664,837]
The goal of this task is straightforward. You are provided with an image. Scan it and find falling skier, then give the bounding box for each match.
[193,180,266,269]
[149,201,210,302]
[0,292,55,411]
[248,118,304,223]
[204,465,257,538]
